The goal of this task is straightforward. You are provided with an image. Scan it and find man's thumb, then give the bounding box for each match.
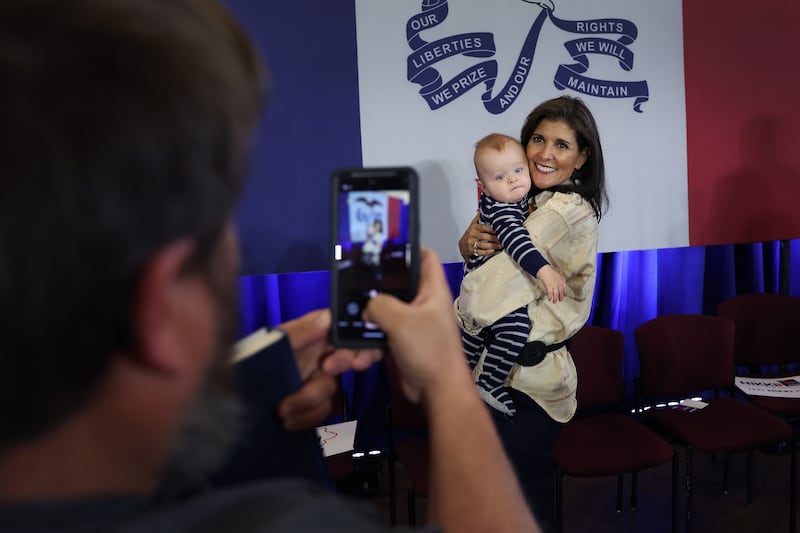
[363,293,404,326]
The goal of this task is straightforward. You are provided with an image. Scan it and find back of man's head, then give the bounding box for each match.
[0,0,265,449]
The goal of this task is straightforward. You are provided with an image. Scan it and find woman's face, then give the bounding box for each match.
[525,118,589,190]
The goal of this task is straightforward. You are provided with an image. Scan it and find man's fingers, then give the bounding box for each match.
[364,250,426,325]
[278,309,337,379]
[321,348,382,374]
[350,349,383,371]
[415,247,447,296]
[281,309,331,352]
[282,400,332,432]
[363,292,407,327]
[277,374,337,431]
[365,248,443,326]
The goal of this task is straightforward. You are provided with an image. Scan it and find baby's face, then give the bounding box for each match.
[476,143,531,203]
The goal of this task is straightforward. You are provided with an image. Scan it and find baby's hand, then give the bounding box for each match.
[536,264,567,303]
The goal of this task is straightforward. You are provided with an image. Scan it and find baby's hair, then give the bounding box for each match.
[474,132,520,154]
[473,133,523,176]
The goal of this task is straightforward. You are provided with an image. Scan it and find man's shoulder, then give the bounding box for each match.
[125,480,390,532]
[0,480,414,533]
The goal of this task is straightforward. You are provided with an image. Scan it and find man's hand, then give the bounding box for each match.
[365,247,541,532]
[276,309,381,430]
[363,247,469,405]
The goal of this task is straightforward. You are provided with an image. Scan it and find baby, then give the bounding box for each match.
[461,132,566,415]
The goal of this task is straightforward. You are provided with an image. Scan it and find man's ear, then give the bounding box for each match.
[131,239,199,375]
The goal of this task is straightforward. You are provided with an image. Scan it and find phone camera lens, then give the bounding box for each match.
[346,301,360,316]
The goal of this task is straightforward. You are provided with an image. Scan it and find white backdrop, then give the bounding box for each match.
[356,0,687,263]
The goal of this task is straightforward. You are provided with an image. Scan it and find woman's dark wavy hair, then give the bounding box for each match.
[520,96,608,220]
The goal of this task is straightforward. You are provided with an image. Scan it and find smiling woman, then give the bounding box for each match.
[519,96,607,216]
[456,95,607,532]
[526,119,588,190]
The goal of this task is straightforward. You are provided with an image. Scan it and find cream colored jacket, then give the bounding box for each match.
[455,191,599,422]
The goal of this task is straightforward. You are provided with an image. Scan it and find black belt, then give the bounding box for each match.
[517,338,572,367]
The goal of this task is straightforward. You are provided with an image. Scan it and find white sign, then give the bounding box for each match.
[735,375,800,399]
[356,0,687,262]
[316,419,358,457]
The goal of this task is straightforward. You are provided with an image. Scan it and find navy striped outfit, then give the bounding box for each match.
[463,193,549,415]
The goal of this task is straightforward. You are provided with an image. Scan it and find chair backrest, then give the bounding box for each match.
[716,293,800,366]
[570,325,625,409]
[634,314,735,399]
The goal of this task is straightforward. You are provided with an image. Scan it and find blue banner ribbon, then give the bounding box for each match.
[481,8,549,115]
[404,2,650,113]
[548,10,648,112]
[406,1,450,49]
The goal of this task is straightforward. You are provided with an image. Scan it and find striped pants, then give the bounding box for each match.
[462,306,530,415]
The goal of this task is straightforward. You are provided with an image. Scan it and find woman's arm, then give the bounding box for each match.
[458,213,502,261]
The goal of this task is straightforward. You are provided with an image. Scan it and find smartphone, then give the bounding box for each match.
[330,166,420,348]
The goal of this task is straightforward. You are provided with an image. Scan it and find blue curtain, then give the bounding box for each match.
[237,240,800,450]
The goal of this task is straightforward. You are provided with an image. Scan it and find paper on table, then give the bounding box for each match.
[680,399,708,410]
[316,420,358,457]
[735,375,800,398]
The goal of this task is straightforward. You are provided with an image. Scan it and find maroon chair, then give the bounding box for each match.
[384,356,429,526]
[717,293,800,423]
[554,325,677,533]
[635,314,796,533]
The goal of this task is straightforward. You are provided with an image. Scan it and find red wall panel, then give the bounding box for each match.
[684,0,800,245]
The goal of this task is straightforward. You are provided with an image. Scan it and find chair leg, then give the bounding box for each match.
[686,446,694,533]
[388,453,396,525]
[790,430,797,533]
[631,471,639,511]
[554,467,564,533]
[386,404,397,526]
[407,487,416,527]
[616,474,623,515]
[672,449,679,533]
[746,450,754,505]
[723,452,730,494]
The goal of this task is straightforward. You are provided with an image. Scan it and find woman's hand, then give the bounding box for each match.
[458,213,502,261]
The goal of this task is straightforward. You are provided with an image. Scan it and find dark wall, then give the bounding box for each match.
[227,0,362,275]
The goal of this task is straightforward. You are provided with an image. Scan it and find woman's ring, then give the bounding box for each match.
[473,240,480,252]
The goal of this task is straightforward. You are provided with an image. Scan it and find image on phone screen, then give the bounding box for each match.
[331,169,417,347]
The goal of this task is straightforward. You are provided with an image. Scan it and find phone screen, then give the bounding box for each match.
[330,167,419,348]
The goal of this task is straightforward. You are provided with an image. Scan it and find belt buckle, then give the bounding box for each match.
[518,341,546,367]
